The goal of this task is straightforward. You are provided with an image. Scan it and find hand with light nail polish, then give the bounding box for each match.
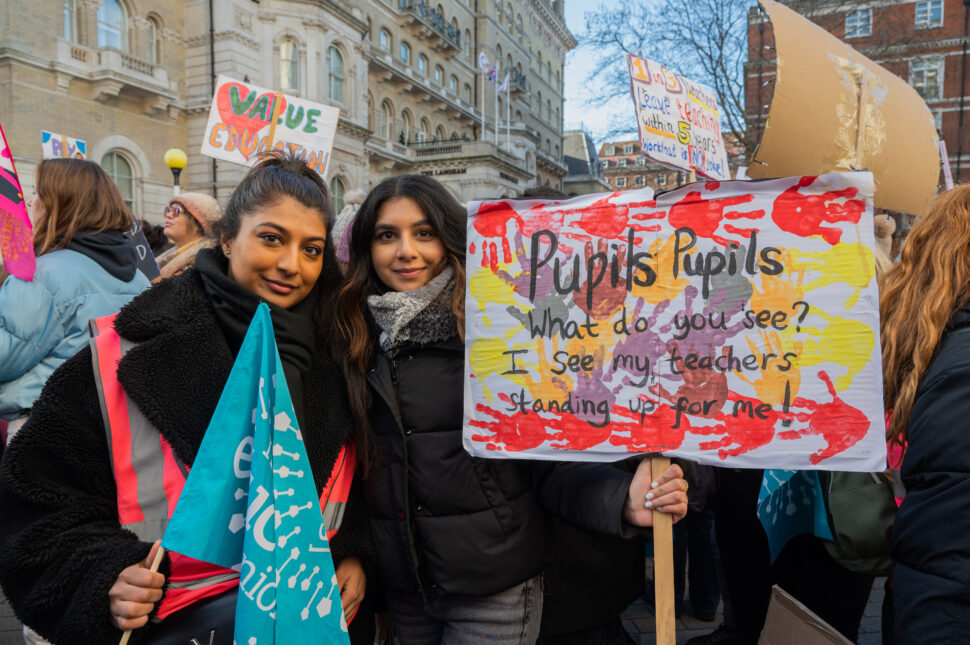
[622,460,688,527]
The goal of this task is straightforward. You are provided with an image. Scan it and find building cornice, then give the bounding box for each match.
[527,0,577,50]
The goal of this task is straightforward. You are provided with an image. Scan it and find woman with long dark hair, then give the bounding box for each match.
[880,186,970,642]
[336,174,687,644]
[0,155,374,644]
[0,158,149,427]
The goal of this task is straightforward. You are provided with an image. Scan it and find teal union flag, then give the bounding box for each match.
[757,469,833,563]
[162,303,349,644]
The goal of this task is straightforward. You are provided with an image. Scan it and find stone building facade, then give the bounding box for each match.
[1,0,575,225]
[597,137,745,193]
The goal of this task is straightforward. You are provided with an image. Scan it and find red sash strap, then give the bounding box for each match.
[88,313,355,619]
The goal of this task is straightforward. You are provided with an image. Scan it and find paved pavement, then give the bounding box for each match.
[0,576,888,644]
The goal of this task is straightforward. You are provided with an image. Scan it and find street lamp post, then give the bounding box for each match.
[163,148,188,196]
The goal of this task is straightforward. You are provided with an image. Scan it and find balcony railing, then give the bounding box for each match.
[398,0,461,53]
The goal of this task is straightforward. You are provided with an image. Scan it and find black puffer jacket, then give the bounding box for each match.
[892,303,970,642]
[0,270,373,645]
[364,335,639,600]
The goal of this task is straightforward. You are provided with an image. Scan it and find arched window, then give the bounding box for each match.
[63,0,76,42]
[506,55,513,74]
[449,75,458,94]
[434,65,443,85]
[537,51,542,72]
[380,101,391,139]
[399,41,411,64]
[498,1,504,25]
[100,152,134,213]
[328,45,345,103]
[516,14,522,33]
[546,61,551,80]
[497,44,503,62]
[515,110,522,121]
[280,38,299,92]
[545,139,551,153]
[146,16,160,64]
[506,6,514,30]
[463,84,471,103]
[546,99,551,120]
[401,110,412,143]
[435,125,446,141]
[379,29,390,51]
[330,177,346,214]
[464,30,471,56]
[418,118,430,142]
[417,54,428,75]
[97,0,127,50]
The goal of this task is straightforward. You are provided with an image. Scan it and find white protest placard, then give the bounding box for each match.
[626,54,729,180]
[200,75,339,176]
[463,173,885,472]
[41,131,86,159]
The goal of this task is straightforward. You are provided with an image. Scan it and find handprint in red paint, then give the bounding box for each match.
[771,176,865,245]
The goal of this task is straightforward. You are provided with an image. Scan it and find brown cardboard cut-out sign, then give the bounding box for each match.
[749,0,940,216]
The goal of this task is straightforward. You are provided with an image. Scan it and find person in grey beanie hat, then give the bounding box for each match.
[154,192,221,281]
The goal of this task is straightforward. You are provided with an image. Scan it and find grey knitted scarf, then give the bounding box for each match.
[367,266,457,355]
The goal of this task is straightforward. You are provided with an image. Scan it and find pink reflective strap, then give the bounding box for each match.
[91,314,144,524]
[320,442,355,540]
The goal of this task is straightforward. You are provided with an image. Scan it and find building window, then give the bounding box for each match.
[418,118,430,142]
[280,38,299,92]
[401,111,412,143]
[328,46,345,103]
[464,30,471,57]
[146,17,160,64]
[636,156,646,166]
[63,0,76,42]
[417,54,428,75]
[635,175,645,187]
[845,9,871,38]
[330,177,345,214]
[911,58,943,100]
[618,158,628,167]
[379,29,390,51]
[380,102,391,139]
[434,65,443,85]
[605,145,615,156]
[97,0,127,50]
[449,75,458,94]
[657,174,667,186]
[601,159,610,168]
[915,1,944,29]
[400,42,411,64]
[463,84,471,102]
[624,144,634,154]
[101,152,134,214]
[616,176,627,188]
[435,125,445,141]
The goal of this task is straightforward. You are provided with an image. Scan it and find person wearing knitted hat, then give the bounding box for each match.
[154,192,221,281]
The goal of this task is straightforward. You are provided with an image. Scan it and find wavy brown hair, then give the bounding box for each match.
[335,175,467,467]
[881,185,970,447]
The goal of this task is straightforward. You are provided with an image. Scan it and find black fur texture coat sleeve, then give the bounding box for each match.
[0,271,374,644]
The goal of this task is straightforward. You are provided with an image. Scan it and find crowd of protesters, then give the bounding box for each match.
[0,152,966,645]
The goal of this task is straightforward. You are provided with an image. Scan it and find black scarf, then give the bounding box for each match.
[194,247,319,425]
[65,230,139,281]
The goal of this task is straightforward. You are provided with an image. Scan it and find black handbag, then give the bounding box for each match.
[142,589,237,645]
[818,470,897,577]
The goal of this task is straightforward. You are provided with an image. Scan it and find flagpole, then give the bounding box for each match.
[118,546,167,645]
[506,89,511,150]
[494,79,499,146]
[480,65,485,142]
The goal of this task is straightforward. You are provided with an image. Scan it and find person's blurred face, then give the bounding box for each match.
[27,194,46,227]
[222,195,327,309]
[371,197,446,292]
[163,202,202,248]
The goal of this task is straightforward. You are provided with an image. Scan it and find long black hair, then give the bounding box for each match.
[335,174,467,469]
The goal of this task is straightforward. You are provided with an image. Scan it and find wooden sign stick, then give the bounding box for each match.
[118,545,166,645]
[652,455,676,645]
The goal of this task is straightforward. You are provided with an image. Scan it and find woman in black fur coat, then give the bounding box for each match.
[0,155,375,644]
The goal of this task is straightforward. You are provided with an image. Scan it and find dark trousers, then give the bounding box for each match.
[714,468,874,644]
[674,504,720,617]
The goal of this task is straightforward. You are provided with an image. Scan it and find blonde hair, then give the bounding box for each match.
[880,185,970,446]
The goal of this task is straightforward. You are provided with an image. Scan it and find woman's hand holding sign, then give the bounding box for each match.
[623,460,688,527]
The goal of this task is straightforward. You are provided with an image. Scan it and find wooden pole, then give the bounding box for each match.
[651,455,676,645]
[118,546,166,645]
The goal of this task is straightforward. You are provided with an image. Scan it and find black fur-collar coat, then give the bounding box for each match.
[0,270,373,644]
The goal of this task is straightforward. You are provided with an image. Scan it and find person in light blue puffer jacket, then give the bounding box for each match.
[0,158,150,423]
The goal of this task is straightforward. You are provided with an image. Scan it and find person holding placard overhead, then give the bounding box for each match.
[0,154,375,644]
[335,174,689,644]
[880,185,970,643]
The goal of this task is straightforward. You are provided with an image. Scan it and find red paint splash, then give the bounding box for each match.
[668,190,762,245]
[783,371,870,464]
[473,200,523,238]
[771,176,865,245]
